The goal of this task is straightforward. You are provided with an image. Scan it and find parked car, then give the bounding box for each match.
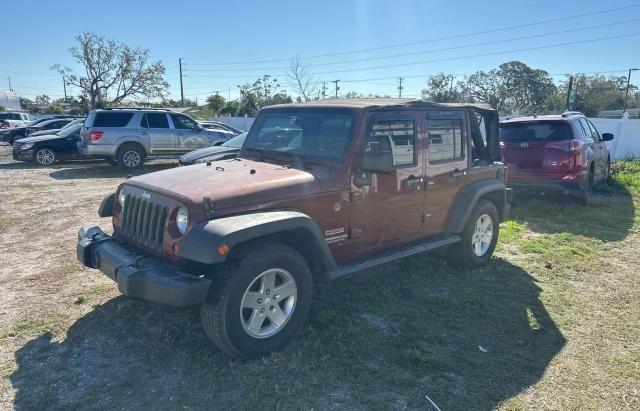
[78,108,233,169]
[26,117,81,136]
[12,122,83,166]
[500,111,613,204]
[77,99,512,358]
[178,132,247,165]
[0,116,80,144]
[28,118,85,137]
[199,121,244,135]
[0,112,32,128]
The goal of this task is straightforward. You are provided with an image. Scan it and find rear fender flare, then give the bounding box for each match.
[446,179,507,234]
[178,211,337,271]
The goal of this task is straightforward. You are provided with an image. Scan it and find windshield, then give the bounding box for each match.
[242,108,355,161]
[500,121,572,143]
[222,132,247,148]
[58,123,82,137]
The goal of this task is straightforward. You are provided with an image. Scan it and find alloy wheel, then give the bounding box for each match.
[122,150,141,168]
[240,268,297,339]
[471,214,493,257]
[35,149,55,166]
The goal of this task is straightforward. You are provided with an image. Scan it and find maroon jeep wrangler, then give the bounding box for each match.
[77,99,512,358]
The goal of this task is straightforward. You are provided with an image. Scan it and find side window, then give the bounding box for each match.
[171,114,198,130]
[576,119,592,141]
[93,112,134,127]
[427,117,465,163]
[585,120,601,142]
[367,119,416,167]
[144,113,169,129]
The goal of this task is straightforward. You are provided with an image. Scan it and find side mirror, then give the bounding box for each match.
[601,133,614,142]
[361,150,394,173]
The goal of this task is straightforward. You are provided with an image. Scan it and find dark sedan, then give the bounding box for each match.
[12,123,83,166]
[28,118,85,137]
[178,132,246,166]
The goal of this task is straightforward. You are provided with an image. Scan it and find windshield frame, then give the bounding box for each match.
[240,107,357,162]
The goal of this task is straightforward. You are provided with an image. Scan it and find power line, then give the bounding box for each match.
[182,4,640,67]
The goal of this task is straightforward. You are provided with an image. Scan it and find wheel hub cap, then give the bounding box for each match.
[123,151,140,167]
[471,214,493,257]
[36,149,54,165]
[240,268,297,339]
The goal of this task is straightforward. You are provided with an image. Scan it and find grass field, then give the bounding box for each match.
[0,146,639,410]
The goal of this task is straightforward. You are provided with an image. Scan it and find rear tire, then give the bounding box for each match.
[117,144,145,170]
[200,243,312,359]
[447,199,499,267]
[580,169,594,206]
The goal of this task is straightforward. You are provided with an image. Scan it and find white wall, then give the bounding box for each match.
[589,118,640,160]
[208,116,255,131]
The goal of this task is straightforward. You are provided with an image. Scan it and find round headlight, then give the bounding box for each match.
[176,207,189,234]
[118,192,126,207]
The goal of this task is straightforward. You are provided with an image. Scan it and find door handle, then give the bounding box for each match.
[451,169,466,178]
[139,132,148,136]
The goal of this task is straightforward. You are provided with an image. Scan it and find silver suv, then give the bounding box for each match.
[78,108,232,169]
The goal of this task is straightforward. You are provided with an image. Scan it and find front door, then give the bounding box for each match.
[585,119,607,177]
[140,112,175,153]
[423,109,469,234]
[170,113,209,152]
[348,112,425,255]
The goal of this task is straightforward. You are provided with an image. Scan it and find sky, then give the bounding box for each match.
[1,0,639,102]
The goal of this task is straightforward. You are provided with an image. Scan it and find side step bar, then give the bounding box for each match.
[329,235,461,280]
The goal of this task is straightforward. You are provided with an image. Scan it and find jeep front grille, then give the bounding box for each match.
[120,194,168,250]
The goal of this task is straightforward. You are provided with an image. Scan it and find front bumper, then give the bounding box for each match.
[12,149,33,161]
[77,224,212,307]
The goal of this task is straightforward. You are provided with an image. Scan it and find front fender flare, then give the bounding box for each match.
[177,211,337,270]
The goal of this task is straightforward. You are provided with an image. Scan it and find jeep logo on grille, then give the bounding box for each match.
[520,141,529,148]
[141,191,151,200]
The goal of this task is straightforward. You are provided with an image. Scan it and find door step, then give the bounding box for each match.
[329,235,461,279]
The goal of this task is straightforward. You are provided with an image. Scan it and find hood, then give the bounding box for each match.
[126,158,325,211]
[179,145,239,163]
[29,128,62,137]
[15,134,62,144]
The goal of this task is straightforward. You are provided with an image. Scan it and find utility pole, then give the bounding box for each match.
[398,76,404,98]
[8,76,12,92]
[322,81,327,99]
[623,68,639,115]
[565,76,575,111]
[332,80,340,98]
[179,58,184,105]
[62,75,67,101]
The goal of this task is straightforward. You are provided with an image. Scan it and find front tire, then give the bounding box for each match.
[448,199,499,267]
[34,147,56,166]
[200,243,312,359]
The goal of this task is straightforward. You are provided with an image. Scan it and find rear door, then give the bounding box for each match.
[170,113,209,151]
[423,109,469,234]
[140,112,174,153]
[585,119,606,177]
[499,120,574,180]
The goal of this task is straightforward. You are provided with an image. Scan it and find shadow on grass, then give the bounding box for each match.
[10,257,564,410]
[509,182,635,242]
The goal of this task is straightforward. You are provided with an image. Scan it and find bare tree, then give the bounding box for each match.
[287,56,318,102]
[53,32,169,108]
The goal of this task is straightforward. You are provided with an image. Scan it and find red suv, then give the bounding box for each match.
[500,112,613,203]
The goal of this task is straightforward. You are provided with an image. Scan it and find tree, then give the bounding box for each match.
[43,102,65,115]
[53,32,169,108]
[0,105,5,112]
[206,94,226,115]
[462,61,556,114]
[35,94,51,106]
[220,100,240,116]
[288,56,318,102]
[421,73,461,102]
[236,75,292,115]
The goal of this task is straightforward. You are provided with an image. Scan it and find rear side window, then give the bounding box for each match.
[500,121,573,142]
[92,112,134,128]
[141,113,169,129]
[427,111,467,163]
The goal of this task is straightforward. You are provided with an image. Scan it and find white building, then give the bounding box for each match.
[0,91,21,111]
